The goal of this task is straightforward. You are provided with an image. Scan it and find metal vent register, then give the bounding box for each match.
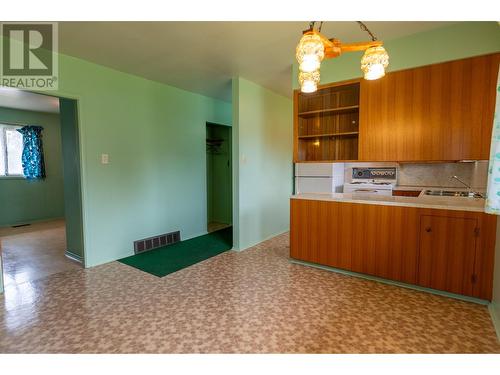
[133,231,181,254]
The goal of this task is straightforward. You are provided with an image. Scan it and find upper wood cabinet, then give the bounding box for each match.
[293,80,360,162]
[358,53,500,161]
[293,53,500,162]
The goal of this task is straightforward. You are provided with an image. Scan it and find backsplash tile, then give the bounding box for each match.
[398,162,488,189]
[344,161,488,190]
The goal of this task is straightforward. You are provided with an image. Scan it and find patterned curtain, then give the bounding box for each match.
[485,68,500,214]
[16,126,46,180]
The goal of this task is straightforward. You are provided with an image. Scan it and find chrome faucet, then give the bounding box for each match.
[451,175,484,198]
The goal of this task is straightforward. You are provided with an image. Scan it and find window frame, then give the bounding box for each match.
[0,123,24,178]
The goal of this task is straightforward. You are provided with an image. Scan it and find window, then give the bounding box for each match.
[0,124,24,177]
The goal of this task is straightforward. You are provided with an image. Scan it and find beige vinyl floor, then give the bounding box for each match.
[0,219,81,290]
[0,230,499,353]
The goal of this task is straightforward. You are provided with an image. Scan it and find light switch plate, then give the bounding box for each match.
[101,153,109,164]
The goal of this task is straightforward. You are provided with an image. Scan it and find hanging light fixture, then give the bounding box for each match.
[296,21,389,93]
[298,70,320,93]
[357,21,389,80]
[296,25,324,93]
[296,33,324,73]
[361,45,389,80]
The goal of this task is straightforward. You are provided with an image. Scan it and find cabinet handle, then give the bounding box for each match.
[425,227,432,233]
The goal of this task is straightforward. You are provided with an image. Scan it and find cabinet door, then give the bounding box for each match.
[359,53,499,161]
[290,199,351,269]
[418,215,477,296]
[350,204,419,284]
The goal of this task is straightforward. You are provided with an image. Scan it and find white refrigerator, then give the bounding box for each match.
[294,163,345,194]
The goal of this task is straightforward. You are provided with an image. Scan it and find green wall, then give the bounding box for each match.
[59,98,84,260]
[207,123,232,225]
[292,22,500,89]
[232,77,293,251]
[0,107,64,226]
[49,53,232,267]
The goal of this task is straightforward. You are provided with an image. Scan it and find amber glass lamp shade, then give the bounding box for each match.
[299,70,320,93]
[296,33,325,73]
[361,45,389,80]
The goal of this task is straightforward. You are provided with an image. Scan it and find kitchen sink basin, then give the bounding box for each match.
[423,190,482,198]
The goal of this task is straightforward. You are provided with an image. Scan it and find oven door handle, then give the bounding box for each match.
[353,189,379,193]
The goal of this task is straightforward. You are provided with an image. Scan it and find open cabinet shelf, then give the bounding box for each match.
[294,81,360,162]
[298,105,359,117]
[298,131,359,139]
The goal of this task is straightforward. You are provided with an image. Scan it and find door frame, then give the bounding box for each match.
[205,121,233,231]
[0,88,87,294]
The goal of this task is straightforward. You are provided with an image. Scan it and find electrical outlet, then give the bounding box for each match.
[101,153,109,164]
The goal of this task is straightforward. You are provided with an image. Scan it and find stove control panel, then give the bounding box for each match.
[352,167,397,182]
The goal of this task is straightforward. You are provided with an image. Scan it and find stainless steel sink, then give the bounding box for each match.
[423,190,482,198]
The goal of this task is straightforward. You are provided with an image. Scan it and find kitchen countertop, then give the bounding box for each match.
[291,191,486,212]
[393,185,486,193]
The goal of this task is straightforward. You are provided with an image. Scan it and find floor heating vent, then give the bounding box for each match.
[133,231,181,254]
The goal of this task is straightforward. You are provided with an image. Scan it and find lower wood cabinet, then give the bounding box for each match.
[349,203,419,284]
[290,199,351,270]
[418,215,477,297]
[417,211,497,300]
[290,199,497,300]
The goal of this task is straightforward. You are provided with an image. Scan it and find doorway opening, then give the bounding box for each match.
[206,122,232,233]
[0,88,84,294]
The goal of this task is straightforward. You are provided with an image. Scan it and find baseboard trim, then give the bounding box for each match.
[290,258,489,306]
[0,216,65,229]
[234,229,289,252]
[488,304,500,342]
[65,250,83,264]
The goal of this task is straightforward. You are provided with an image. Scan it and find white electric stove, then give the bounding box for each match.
[343,167,397,196]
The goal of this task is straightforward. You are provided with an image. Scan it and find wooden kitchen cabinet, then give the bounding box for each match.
[416,210,497,299]
[358,53,500,161]
[349,203,420,284]
[418,215,477,296]
[290,199,420,284]
[293,80,360,162]
[290,199,352,269]
[290,199,497,300]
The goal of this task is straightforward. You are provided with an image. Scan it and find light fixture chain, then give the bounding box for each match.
[357,21,377,41]
[308,21,323,32]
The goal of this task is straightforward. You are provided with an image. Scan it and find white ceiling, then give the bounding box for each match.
[0,87,60,113]
[59,21,455,102]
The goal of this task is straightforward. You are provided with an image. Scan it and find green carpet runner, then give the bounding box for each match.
[118,226,232,277]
